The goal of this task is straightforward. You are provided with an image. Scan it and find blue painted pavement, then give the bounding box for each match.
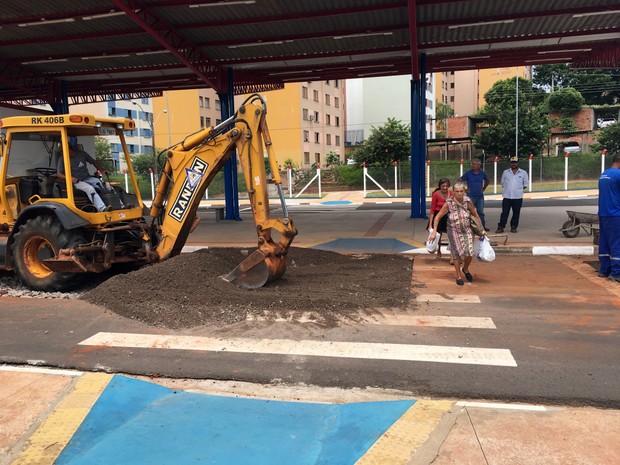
[56,375,415,465]
[313,238,415,253]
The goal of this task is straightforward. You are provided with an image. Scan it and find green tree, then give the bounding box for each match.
[593,122,620,155]
[325,151,341,167]
[533,64,620,106]
[546,87,585,115]
[435,101,454,137]
[352,118,411,166]
[132,153,155,177]
[475,78,550,158]
[94,136,115,172]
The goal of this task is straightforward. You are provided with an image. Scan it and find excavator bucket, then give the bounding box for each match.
[222,249,286,289]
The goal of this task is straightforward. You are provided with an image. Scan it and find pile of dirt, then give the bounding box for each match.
[82,247,413,329]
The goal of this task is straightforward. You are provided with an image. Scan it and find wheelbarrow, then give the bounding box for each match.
[560,210,600,244]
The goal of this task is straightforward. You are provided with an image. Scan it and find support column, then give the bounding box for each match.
[219,68,241,221]
[50,81,69,114]
[410,53,427,219]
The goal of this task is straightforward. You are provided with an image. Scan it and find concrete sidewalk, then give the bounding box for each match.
[2,367,618,465]
[188,188,600,257]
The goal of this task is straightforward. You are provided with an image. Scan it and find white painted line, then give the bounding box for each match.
[532,246,594,256]
[181,245,208,253]
[405,201,411,204]
[0,365,82,377]
[456,401,547,411]
[568,194,587,198]
[79,332,517,367]
[375,201,393,204]
[369,315,496,329]
[531,196,550,199]
[416,294,482,303]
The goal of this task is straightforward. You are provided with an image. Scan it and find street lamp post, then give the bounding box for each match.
[132,101,158,177]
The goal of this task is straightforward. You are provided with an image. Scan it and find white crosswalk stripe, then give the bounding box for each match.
[416,294,481,303]
[79,331,517,367]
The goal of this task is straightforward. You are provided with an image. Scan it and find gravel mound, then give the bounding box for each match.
[81,247,413,329]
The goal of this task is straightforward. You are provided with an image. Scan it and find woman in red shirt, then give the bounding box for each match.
[428,178,453,259]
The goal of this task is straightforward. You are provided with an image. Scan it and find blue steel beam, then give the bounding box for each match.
[220,68,241,221]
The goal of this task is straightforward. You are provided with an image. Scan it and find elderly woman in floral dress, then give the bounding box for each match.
[429,182,486,285]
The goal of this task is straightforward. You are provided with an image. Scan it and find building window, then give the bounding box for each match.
[326,134,331,145]
[206,117,211,127]
[199,96,204,108]
[450,96,455,102]
[205,97,210,109]
[216,119,221,125]
[450,83,454,89]
[303,130,309,142]
[314,111,319,122]
[334,97,339,108]
[215,100,221,111]
[326,114,331,125]
[302,86,308,99]
[335,116,340,127]
[304,152,310,164]
[200,116,205,128]
[334,80,339,88]
[314,132,320,143]
[325,80,330,85]
[315,153,321,164]
[313,90,319,102]
[325,94,330,106]
[303,108,309,120]
[335,135,340,146]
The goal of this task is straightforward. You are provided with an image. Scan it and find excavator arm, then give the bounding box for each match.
[149,95,298,288]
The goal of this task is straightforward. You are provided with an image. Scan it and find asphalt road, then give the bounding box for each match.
[1,198,616,408]
[1,249,618,408]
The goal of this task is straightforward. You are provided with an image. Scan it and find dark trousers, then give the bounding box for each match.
[498,198,523,229]
[599,216,620,278]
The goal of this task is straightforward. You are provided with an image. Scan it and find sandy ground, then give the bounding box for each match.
[81,247,414,328]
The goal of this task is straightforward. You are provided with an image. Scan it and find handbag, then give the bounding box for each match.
[426,228,441,253]
[470,215,485,236]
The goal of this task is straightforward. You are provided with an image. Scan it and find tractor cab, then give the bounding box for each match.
[0,114,143,225]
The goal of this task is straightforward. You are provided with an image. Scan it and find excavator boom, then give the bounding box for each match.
[150,94,298,288]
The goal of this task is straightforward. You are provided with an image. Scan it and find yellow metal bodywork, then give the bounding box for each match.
[0,115,143,228]
[152,98,297,286]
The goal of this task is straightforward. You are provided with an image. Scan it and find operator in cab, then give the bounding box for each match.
[56,136,115,212]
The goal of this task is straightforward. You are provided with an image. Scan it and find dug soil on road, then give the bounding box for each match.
[82,247,413,329]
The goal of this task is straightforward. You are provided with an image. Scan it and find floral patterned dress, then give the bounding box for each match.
[445,196,475,259]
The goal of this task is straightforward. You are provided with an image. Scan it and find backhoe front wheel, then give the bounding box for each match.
[12,216,85,291]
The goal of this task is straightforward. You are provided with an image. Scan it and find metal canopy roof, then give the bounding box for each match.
[1,0,619,106]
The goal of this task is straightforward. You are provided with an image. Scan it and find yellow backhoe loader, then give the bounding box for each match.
[0,94,297,291]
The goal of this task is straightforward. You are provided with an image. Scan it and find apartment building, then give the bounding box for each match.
[436,67,532,117]
[71,99,154,171]
[345,75,436,148]
[255,81,346,168]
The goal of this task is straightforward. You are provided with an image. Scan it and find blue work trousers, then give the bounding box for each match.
[599,216,620,278]
[469,194,486,227]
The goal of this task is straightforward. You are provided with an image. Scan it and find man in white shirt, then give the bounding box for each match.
[496,156,529,233]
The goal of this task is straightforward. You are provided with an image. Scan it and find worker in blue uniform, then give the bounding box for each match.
[598,153,620,281]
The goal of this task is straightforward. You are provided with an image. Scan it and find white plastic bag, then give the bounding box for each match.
[477,236,495,262]
[426,229,441,253]
[473,236,481,256]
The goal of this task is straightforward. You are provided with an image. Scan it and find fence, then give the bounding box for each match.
[111,151,612,200]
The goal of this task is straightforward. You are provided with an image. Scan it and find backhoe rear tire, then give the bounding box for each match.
[12,216,85,292]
